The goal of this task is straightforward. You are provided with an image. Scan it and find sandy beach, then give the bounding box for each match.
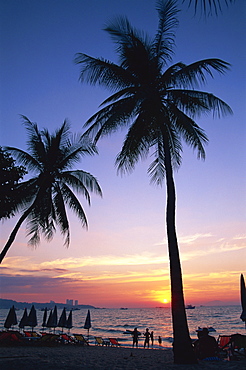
[0,345,245,370]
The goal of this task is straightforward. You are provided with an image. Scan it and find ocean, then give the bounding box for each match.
[0,306,244,348]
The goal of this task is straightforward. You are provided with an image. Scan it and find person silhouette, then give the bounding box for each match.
[132,327,139,348]
[144,328,151,348]
[194,328,220,360]
[150,331,154,346]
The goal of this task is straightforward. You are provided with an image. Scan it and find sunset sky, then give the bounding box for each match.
[0,0,245,308]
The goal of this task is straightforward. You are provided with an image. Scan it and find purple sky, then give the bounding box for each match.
[0,0,245,307]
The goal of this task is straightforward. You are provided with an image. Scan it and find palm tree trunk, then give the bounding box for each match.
[0,206,33,263]
[164,145,197,364]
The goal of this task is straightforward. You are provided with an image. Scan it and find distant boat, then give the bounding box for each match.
[120,308,128,310]
[185,304,195,309]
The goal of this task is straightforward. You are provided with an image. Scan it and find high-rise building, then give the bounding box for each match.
[66,299,73,306]
[75,300,78,306]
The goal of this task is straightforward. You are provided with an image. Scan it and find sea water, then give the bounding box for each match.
[0,306,244,348]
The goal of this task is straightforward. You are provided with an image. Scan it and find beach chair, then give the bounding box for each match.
[230,334,246,358]
[94,336,110,346]
[217,335,232,358]
[23,331,41,338]
[35,333,60,345]
[109,338,121,346]
[60,333,75,344]
[73,334,89,345]
[0,330,23,345]
[217,335,231,351]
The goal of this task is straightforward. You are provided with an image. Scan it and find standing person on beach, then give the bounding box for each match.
[132,328,139,348]
[150,331,154,346]
[144,328,151,348]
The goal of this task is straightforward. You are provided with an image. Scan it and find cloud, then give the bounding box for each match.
[39,252,169,269]
[156,232,213,247]
[179,233,213,244]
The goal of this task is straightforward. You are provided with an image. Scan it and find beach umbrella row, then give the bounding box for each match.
[43,306,73,332]
[3,305,73,332]
[18,305,37,331]
[4,304,37,331]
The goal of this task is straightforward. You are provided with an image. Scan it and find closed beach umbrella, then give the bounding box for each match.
[84,310,91,340]
[4,305,17,329]
[46,306,58,332]
[19,308,28,329]
[58,307,67,332]
[240,274,246,328]
[66,310,73,333]
[46,309,53,330]
[52,305,58,331]
[42,308,48,330]
[27,305,37,331]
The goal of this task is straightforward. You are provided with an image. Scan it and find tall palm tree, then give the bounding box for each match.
[0,116,102,263]
[75,0,232,363]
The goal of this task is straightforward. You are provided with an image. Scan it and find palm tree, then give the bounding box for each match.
[183,0,235,16]
[75,0,232,364]
[0,116,102,263]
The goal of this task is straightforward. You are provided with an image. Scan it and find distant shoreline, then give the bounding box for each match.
[0,298,240,310]
[0,299,96,310]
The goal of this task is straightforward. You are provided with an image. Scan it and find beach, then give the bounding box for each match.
[0,345,245,370]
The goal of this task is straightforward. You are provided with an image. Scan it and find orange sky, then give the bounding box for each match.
[1,230,244,307]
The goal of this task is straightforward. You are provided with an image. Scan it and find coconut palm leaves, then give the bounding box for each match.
[0,117,102,263]
[183,0,235,16]
[75,1,231,184]
[75,0,232,363]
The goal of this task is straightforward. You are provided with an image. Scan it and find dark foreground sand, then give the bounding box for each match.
[0,346,245,370]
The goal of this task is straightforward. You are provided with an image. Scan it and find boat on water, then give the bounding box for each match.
[185,304,195,309]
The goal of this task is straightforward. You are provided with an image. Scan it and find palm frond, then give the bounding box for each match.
[105,16,155,76]
[21,115,47,164]
[104,16,144,47]
[83,96,138,143]
[62,170,102,204]
[148,139,166,186]
[171,59,231,88]
[4,147,41,172]
[52,183,70,246]
[26,193,56,246]
[160,120,183,170]
[74,54,132,90]
[154,0,179,64]
[115,114,155,174]
[60,183,88,229]
[183,0,235,17]
[170,106,208,159]
[168,89,233,118]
